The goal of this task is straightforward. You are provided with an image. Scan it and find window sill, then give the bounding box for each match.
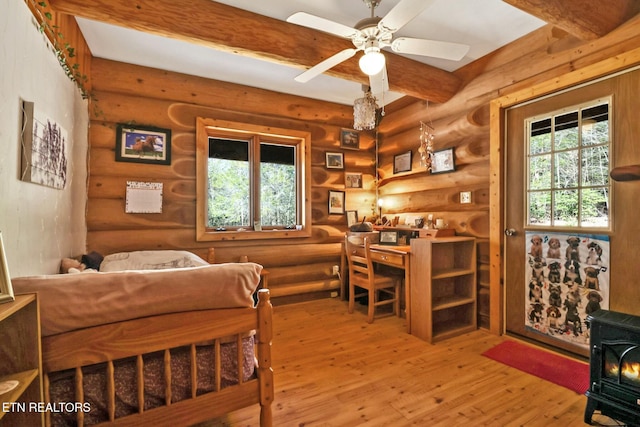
[196,228,311,242]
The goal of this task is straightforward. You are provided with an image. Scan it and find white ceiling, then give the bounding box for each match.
[75,0,545,106]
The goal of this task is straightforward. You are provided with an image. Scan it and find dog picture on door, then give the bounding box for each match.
[524,232,609,349]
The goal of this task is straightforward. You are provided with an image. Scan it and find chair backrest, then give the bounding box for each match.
[345,235,375,285]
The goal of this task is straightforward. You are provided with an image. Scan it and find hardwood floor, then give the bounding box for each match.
[199,298,621,426]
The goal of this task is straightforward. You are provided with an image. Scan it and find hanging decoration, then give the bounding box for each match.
[418,120,435,171]
[353,88,378,131]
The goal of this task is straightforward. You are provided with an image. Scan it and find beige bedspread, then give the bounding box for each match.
[12,262,263,336]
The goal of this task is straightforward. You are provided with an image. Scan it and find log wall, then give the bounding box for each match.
[85,15,640,318]
[86,58,381,300]
[375,18,640,328]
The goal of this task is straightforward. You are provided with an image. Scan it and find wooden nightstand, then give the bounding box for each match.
[0,294,43,426]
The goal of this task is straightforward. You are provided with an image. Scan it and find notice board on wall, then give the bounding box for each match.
[125,181,163,213]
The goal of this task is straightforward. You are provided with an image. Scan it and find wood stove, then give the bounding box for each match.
[585,309,640,426]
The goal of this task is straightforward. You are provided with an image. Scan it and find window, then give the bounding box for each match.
[196,118,311,241]
[526,97,611,229]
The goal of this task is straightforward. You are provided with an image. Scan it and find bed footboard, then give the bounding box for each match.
[41,289,273,427]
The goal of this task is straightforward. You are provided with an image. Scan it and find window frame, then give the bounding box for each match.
[196,117,312,242]
[524,96,613,232]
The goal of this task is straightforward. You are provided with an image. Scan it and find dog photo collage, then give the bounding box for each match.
[524,232,610,349]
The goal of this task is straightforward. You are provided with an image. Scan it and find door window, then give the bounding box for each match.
[526,98,611,229]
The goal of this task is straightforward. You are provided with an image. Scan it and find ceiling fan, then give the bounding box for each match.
[287,0,470,97]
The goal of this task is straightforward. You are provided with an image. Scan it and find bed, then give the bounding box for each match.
[12,250,274,427]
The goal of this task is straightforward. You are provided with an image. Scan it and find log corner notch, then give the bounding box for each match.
[610,165,640,181]
[503,0,640,40]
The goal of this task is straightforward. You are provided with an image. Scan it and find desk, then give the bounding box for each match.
[341,243,412,333]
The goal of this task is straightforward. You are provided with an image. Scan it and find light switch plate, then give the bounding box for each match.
[460,191,472,204]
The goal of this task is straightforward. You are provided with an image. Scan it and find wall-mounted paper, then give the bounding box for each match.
[125,181,163,213]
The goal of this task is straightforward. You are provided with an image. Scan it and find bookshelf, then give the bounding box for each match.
[410,237,477,343]
[0,294,43,426]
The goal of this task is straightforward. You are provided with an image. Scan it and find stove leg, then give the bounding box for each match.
[584,397,598,425]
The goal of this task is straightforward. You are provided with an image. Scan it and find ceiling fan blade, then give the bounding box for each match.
[369,65,389,98]
[391,37,470,61]
[378,0,435,33]
[294,48,358,83]
[287,12,359,39]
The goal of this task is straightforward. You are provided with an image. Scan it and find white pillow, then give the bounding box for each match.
[100,250,209,272]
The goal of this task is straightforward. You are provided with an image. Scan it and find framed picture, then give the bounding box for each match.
[431,147,456,174]
[340,129,360,150]
[116,124,172,165]
[394,151,412,174]
[325,152,344,170]
[328,190,345,215]
[379,230,399,245]
[346,210,358,227]
[0,232,15,304]
[345,172,363,188]
[20,101,68,189]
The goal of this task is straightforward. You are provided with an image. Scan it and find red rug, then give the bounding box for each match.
[482,340,589,394]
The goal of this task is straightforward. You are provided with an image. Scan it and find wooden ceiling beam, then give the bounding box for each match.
[503,0,640,40]
[48,0,463,103]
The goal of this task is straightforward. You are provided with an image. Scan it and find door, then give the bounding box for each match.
[504,77,616,357]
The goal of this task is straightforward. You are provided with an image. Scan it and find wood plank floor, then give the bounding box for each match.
[198,298,621,426]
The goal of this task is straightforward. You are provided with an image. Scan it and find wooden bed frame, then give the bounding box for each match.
[40,288,274,427]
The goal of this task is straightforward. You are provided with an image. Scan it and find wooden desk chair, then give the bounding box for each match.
[344,235,401,323]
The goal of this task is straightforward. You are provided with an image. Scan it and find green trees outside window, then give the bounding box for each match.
[527,99,611,229]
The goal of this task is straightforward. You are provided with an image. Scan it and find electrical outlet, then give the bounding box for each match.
[330,291,339,298]
[332,265,340,275]
[460,191,472,204]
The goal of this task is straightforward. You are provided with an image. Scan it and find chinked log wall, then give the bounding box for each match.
[86,58,380,300]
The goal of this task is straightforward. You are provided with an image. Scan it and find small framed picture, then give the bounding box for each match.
[379,230,399,246]
[346,210,358,227]
[328,190,345,215]
[345,172,363,188]
[0,232,15,304]
[340,129,360,150]
[116,124,172,165]
[431,148,456,174]
[394,151,412,174]
[325,152,344,170]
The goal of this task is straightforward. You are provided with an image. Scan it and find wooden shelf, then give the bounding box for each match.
[0,295,33,321]
[476,239,490,329]
[432,268,475,280]
[432,296,475,312]
[431,322,478,342]
[0,369,39,419]
[0,294,43,426]
[410,237,477,343]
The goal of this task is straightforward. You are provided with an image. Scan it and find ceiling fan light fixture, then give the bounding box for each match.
[359,46,385,76]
